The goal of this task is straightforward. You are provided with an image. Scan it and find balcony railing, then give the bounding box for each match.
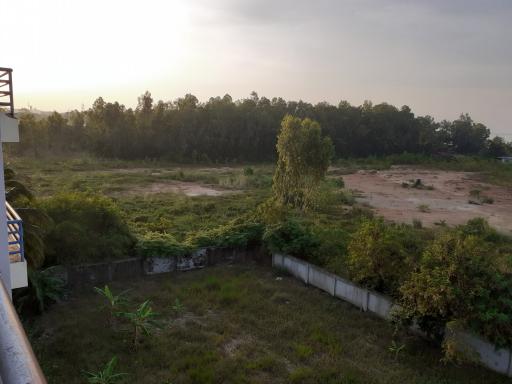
[6,202,24,263]
[0,68,14,117]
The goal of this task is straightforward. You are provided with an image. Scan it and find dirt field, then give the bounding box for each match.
[343,166,512,234]
[118,181,237,197]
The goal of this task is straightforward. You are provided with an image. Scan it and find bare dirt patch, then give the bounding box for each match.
[118,181,238,197]
[343,166,512,234]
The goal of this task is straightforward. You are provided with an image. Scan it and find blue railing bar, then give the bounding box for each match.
[5,216,24,262]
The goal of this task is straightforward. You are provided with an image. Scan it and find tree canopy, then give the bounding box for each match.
[8,92,512,162]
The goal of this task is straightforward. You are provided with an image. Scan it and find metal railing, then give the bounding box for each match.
[0,278,47,383]
[0,68,14,117]
[6,202,24,263]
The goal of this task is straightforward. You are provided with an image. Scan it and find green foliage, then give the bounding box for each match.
[186,218,264,249]
[272,115,334,210]
[263,219,320,261]
[41,193,135,265]
[417,204,430,213]
[84,356,127,384]
[312,181,355,213]
[136,232,190,258]
[388,340,406,360]
[243,167,254,176]
[119,300,158,347]
[172,298,185,315]
[17,267,65,313]
[12,96,509,163]
[94,285,129,323]
[347,219,420,295]
[468,189,494,205]
[398,231,512,347]
[458,218,502,242]
[31,266,506,383]
[4,167,50,268]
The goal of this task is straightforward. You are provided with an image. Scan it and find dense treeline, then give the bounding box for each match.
[10,92,512,161]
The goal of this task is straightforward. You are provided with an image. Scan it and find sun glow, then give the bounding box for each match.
[6,0,190,95]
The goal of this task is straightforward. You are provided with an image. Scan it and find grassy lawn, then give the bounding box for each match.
[29,265,508,384]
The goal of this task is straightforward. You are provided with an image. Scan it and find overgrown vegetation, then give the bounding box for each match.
[30,266,509,384]
[41,193,136,265]
[6,111,512,369]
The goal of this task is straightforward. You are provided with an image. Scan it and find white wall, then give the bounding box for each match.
[272,253,512,378]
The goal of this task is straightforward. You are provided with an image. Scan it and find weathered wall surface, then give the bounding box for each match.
[58,246,270,290]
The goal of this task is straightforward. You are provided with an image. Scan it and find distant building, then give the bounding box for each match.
[497,156,512,164]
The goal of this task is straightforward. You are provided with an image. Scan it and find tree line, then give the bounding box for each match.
[9,91,512,161]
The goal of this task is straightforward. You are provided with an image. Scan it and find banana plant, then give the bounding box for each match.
[119,300,158,348]
[94,285,129,324]
[84,356,127,384]
[172,298,185,315]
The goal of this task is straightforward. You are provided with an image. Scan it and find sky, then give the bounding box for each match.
[3,0,512,139]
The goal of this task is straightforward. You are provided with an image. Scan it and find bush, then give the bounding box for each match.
[41,193,135,265]
[243,167,254,176]
[186,218,264,249]
[312,181,354,212]
[347,219,418,296]
[458,217,502,242]
[263,219,320,261]
[136,232,190,258]
[398,231,512,348]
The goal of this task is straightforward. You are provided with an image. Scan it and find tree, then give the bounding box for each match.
[272,115,333,210]
[347,219,416,296]
[13,93,501,162]
[444,114,490,154]
[398,231,512,347]
[487,136,511,157]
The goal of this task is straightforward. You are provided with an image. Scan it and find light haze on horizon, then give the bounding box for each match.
[4,0,512,140]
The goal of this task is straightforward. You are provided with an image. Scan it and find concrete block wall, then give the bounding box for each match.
[272,253,512,378]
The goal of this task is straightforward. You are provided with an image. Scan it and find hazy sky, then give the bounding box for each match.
[4,0,512,139]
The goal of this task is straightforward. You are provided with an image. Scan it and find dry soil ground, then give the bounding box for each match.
[343,166,512,234]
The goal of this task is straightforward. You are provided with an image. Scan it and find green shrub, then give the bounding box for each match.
[136,232,189,258]
[41,193,135,265]
[398,231,512,348]
[263,219,320,261]
[347,219,418,296]
[458,218,502,242]
[333,177,345,188]
[186,218,264,249]
[243,167,254,176]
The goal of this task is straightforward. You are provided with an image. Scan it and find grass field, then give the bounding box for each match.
[6,155,273,239]
[29,265,509,384]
